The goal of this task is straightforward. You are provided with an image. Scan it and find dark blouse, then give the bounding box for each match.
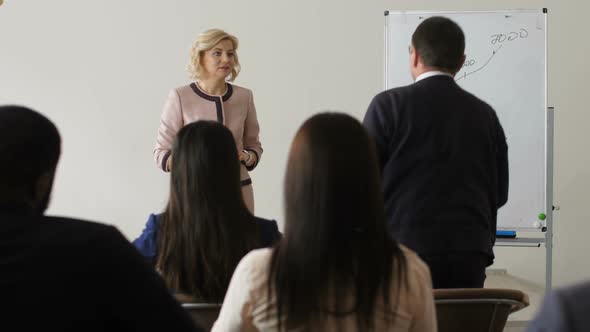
[133,213,281,263]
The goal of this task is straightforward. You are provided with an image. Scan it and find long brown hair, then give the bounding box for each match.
[157,121,260,301]
[268,113,407,330]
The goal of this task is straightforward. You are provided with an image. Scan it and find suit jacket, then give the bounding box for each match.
[0,204,201,332]
[154,83,263,179]
[363,75,508,261]
[133,213,281,264]
[527,281,590,332]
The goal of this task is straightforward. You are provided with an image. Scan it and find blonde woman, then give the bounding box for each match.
[154,29,262,212]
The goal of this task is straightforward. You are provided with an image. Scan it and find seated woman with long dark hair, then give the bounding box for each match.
[134,121,281,302]
[212,113,436,331]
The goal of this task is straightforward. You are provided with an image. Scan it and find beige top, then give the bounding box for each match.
[212,246,436,332]
[153,83,263,180]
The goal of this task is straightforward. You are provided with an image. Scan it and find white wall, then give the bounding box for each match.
[1,0,589,288]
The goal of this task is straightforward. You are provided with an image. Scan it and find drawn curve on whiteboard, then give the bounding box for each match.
[456,44,503,82]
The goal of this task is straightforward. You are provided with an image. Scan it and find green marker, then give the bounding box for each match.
[538,213,546,221]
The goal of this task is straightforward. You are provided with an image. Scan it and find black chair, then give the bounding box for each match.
[182,303,222,331]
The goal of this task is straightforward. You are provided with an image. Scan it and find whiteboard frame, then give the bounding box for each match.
[384,9,553,290]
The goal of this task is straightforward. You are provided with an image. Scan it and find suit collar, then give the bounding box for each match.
[415,70,454,82]
[190,82,233,102]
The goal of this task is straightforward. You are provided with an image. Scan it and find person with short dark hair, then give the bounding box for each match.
[0,105,202,332]
[212,113,436,331]
[363,16,509,288]
[135,121,280,302]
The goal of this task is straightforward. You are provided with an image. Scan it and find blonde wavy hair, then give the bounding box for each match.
[187,29,241,82]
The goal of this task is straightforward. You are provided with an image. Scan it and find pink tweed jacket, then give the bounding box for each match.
[154,82,263,182]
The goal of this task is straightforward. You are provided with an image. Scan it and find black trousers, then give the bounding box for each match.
[419,253,490,289]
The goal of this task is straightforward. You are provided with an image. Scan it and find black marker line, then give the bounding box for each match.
[456,44,503,82]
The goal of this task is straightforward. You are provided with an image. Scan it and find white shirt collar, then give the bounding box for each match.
[415,70,454,82]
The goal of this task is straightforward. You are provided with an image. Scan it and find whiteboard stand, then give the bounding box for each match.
[545,106,555,291]
[495,106,555,292]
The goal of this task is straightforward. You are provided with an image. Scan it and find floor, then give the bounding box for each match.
[484,269,545,332]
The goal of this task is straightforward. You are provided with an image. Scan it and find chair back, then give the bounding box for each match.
[182,303,222,331]
[434,288,529,332]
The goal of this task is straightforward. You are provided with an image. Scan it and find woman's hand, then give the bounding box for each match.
[238,150,252,165]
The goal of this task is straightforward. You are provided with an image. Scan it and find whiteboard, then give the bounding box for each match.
[384,9,548,231]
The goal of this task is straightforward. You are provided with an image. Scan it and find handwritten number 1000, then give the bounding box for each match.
[490,29,529,45]
[462,59,476,68]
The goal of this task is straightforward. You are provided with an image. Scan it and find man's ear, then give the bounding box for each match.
[455,54,466,73]
[33,171,55,209]
[411,47,420,68]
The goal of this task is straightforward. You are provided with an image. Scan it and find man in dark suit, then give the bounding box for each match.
[0,105,202,331]
[363,17,508,288]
